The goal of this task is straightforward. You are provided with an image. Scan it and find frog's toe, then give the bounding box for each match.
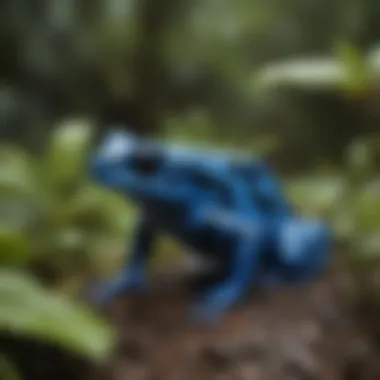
[188,283,242,325]
[94,273,148,305]
[95,279,126,305]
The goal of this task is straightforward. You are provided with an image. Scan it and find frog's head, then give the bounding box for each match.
[89,129,203,206]
[90,130,165,191]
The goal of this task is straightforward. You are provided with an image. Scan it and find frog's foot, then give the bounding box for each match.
[189,282,244,325]
[94,271,149,305]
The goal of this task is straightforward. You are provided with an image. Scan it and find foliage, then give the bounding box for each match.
[0,119,137,281]
[0,269,114,362]
[2,0,379,160]
[285,133,380,305]
[257,43,380,256]
[1,0,380,376]
[253,42,380,94]
[0,121,133,369]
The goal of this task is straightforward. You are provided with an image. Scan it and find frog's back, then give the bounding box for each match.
[165,143,255,165]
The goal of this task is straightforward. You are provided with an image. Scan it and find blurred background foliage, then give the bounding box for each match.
[0,0,380,377]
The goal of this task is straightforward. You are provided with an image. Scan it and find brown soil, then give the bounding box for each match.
[97,262,380,380]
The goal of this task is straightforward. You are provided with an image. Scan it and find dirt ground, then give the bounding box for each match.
[4,258,379,380]
[96,260,380,380]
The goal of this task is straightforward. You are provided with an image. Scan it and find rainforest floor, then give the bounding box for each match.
[96,258,380,380]
[3,257,380,380]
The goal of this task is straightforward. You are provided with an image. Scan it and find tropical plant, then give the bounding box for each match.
[252,42,380,94]
[0,119,137,287]
[285,133,380,306]
[0,269,114,362]
[0,120,132,378]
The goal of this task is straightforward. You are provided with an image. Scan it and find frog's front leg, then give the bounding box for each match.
[190,215,264,323]
[96,216,155,304]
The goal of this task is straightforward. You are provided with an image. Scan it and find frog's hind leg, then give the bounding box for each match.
[189,257,231,296]
[189,232,263,323]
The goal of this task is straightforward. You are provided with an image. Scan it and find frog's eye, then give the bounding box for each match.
[130,148,164,175]
[99,130,135,160]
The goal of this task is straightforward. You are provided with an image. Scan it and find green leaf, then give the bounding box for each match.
[0,270,114,362]
[61,184,136,234]
[253,57,345,91]
[0,146,41,199]
[43,119,93,193]
[253,42,369,94]
[334,41,368,94]
[285,175,345,217]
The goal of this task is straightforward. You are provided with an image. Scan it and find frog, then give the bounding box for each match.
[89,129,332,323]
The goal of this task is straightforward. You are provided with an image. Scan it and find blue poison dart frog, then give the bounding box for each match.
[89,130,332,323]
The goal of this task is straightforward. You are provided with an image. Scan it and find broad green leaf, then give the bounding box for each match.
[43,119,93,192]
[0,270,114,362]
[253,43,369,94]
[253,57,345,91]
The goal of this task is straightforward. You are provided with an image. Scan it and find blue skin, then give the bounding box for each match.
[89,130,332,323]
